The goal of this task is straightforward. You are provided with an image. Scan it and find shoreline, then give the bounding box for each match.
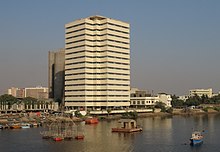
[1,110,220,125]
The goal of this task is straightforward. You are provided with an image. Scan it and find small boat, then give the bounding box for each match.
[32,122,40,127]
[85,117,99,124]
[53,137,63,141]
[112,119,142,133]
[0,125,3,129]
[75,134,84,140]
[53,136,64,141]
[190,131,204,145]
[10,123,22,129]
[21,123,31,129]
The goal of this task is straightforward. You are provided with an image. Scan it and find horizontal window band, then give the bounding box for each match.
[65,84,130,86]
[66,44,129,50]
[66,28,129,35]
[65,55,129,61]
[65,72,129,76]
[66,22,129,30]
[65,79,129,81]
[65,67,129,71]
[65,61,129,66]
[64,100,129,102]
[65,39,129,45]
[65,95,129,97]
[66,33,129,40]
[65,89,129,92]
[65,50,129,55]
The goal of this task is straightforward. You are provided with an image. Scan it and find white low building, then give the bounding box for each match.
[130,89,172,108]
[189,88,213,98]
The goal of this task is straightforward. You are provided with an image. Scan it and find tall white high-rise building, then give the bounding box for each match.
[64,15,130,110]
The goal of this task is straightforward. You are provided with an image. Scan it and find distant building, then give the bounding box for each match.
[157,93,172,107]
[8,87,25,98]
[7,86,48,99]
[130,88,151,97]
[48,48,65,102]
[130,88,172,108]
[25,86,48,99]
[8,87,18,97]
[64,15,130,110]
[189,88,213,98]
[0,99,59,112]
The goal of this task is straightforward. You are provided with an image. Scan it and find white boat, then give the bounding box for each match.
[190,131,204,145]
[21,123,31,129]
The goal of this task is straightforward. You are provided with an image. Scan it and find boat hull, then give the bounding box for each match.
[112,127,142,133]
[75,135,84,140]
[10,125,21,129]
[190,139,203,145]
[21,126,30,129]
[53,137,63,141]
[85,118,98,124]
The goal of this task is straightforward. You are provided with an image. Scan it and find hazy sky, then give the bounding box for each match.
[0,0,219,95]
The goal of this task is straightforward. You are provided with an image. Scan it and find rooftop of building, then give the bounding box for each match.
[68,15,129,24]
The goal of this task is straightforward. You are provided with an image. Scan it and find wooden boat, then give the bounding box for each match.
[85,117,98,124]
[10,124,22,129]
[112,119,142,133]
[75,134,84,140]
[190,131,204,145]
[53,136,63,141]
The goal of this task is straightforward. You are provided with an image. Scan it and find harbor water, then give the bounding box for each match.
[1,113,220,152]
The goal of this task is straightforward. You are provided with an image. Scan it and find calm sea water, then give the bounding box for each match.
[1,114,220,152]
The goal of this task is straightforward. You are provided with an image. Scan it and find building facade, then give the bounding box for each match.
[0,99,59,113]
[8,87,25,98]
[48,48,65,102]
[130,89,172,108]
[189,88,213,98]
[8,87,48,99]
[24,87,48,99]
[64,15,130,110]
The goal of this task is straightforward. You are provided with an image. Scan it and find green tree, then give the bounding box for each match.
[201,94,209,104]
[171,95,184,107]
[0,94,18,109]
[210,95,220,104]
[107,109,111,117]
[75,110,82,117]
[155,102,166,112]
[122,111,138,119]
[22,97,38,109]
[185,95,201,106]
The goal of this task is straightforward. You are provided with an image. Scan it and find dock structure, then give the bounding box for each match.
[112,119,142,133]
[40,119,78,141]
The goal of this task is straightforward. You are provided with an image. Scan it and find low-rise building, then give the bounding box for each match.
[25,86,48,99]
[130,88,172,108]
[1,100,59,113]
[8,87,25,98]
[7,86,48,99]
[189,88,213,98]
